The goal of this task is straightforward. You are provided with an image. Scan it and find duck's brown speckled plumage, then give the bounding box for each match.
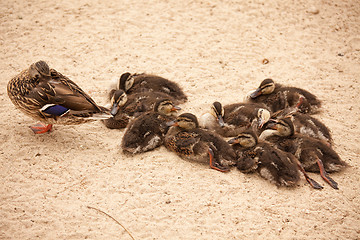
[119,72,188,103]
[121,99,180,154]
[7,60,110,126]
[103,89,178,129]
[200,101,271,137]
[229,131,300,187]
[270,110,333,145]
[248,78,321,114]
[165,113,236,172]
[260,117,347,189]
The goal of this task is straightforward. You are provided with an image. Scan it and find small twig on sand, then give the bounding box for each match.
[87,206,135,240]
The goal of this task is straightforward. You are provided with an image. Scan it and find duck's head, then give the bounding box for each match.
[264,117,295,137]
[154,99,181,115]
[228,130,258,148]
[29,60,51,79]
[250,78,275,98]
[228,131,259,172]
[118,72,134,92]
[257,108,271,128]
[210,101,225,127]
[167,113,199,130]
[110,89,128,116]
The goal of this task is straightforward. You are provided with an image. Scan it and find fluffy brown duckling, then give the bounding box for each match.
[121,99,181,154]
[165,113,236,172]
[270,109,332,145]
[7,60,111,134]
[117,72,188,103]
[260,117,347,189]
[103,89,178,129]
[200,101,271,137]
[228,130,301,187]
[246,78,321,114]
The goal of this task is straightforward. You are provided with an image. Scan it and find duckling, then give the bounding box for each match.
[117,72,188,103]
[199,101,271,137]
[228,130,301,187]
[103,89,178,129]
[246,78,321,114]
[165,113,236,172]
[259,117,347,189]
[270,110,332,145]
[121,99,181,154]
[7,60,111,134]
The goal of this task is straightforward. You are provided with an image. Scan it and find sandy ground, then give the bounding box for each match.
[1,0,360,239]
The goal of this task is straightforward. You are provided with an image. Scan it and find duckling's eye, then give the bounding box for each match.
[239,135,251,140]
[262,84,272,90]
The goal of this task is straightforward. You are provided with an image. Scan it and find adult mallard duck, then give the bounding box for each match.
[7,60,111,134]
[116,72,188,103]
[260,117,347,189]
[165,113,236,172]
[228,130,301,187]
[246,78,321,114]
[103,89,179,129]
[121,99,181,154]
[199,101,271,137]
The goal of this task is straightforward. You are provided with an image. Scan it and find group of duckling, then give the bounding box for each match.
[7,60,347,190]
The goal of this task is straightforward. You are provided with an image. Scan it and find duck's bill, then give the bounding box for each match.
[217,115,225,127]
[227,137,238,144]
[166,120,178,127]
[250,88,262,98]
[258,117,268,129]
[110,103,120,116]
[171,105,182,112]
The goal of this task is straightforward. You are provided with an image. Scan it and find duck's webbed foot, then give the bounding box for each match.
[317,158,339,189]
[30,123,53,134]
[297,162,323,189]
[208,148,231,172]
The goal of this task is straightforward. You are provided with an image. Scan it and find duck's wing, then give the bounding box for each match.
[26,69,103,117]
[48,69,101,112]
[169,131,200,155]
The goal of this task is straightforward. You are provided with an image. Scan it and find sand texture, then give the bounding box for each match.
[1,0,360,239]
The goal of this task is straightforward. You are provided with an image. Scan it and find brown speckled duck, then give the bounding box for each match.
[165,113,236,172]
[246,78,321,114]
[121,99,181,154]
[270,109,333,145]
[7,60,111,134]
[228,130,301,187]
[103,89,178,129]
[117,72,188,103]
[260,117,347,189]
[199,101,271,137]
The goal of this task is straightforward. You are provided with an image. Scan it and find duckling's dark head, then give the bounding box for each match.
[167,113,199,130]
[154,99,181,115]
[29,60,51,79]
[110,89,128,116]
[228,130,258,148]
[250,78,275,98]
[118,72,133,92]
[211,101,225,127]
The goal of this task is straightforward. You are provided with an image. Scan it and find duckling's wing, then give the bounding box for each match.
[170,132,200,155]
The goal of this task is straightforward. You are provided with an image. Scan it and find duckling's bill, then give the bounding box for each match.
[110,102,120,116]
[171,105,181,112]
[250,88,262,98]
